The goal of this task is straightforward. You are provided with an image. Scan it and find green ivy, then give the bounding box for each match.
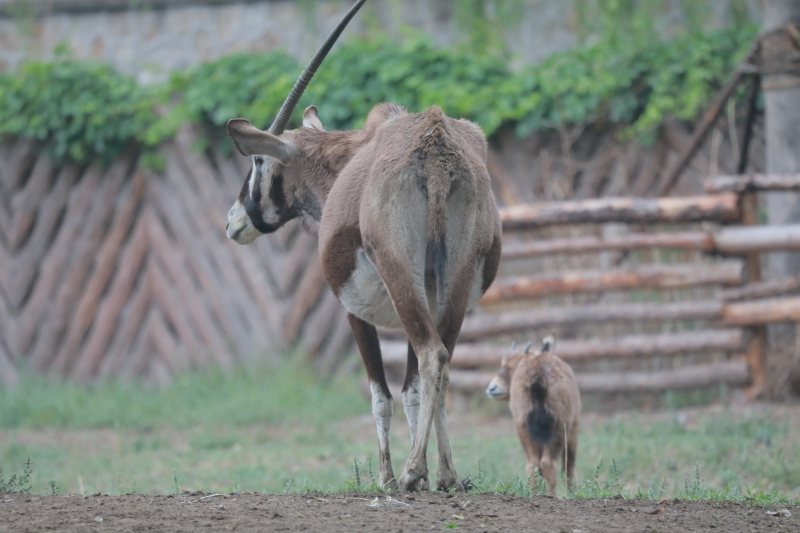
[0,59,163,165]
[0,24,758,167]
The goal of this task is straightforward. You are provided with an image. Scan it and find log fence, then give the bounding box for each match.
[378,173,800,400]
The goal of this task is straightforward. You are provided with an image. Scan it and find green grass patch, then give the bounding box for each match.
[0,358,368,430]
[1,363,798,506]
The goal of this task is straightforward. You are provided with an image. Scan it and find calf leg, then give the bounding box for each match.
[566,419,579,490]
[539,448,558,496]
[348,313,396,489]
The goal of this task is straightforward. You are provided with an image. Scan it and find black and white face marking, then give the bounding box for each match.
[226,155,292,244]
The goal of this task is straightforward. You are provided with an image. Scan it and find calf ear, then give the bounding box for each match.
[226,119,296,164]
[302,106,325,131]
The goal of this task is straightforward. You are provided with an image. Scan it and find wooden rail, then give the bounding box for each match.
[380,329,744,368]
[500,194,739,231]
[447,360,751,394]
[501,224,800,259]
[481,261,743,304]
[705,173,800,193]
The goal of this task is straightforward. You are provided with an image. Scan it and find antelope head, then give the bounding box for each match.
[225,0,366,244]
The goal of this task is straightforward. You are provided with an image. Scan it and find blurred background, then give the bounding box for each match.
[0,0,799,498]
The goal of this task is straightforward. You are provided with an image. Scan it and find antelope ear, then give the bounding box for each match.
[226,118,296,164]
[302,106,325,131]
[500,356,508,367]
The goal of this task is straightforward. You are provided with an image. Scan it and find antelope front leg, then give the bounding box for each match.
[397,343,448,492]
[432,366,463,492]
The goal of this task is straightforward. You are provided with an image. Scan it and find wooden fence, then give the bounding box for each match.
[0,127,355,386]
[379,175,800,400]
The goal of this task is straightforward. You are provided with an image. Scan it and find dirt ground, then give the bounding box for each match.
[1,490,796,533]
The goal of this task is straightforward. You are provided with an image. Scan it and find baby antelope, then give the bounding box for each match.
[485,336,581,495]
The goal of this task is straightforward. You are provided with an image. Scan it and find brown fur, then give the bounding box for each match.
[486,339,581,495]
[226,103,502,492]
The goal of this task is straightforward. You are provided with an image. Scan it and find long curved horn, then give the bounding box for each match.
[268,0,368,135]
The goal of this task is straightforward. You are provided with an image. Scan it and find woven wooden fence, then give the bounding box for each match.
[0,109,769,387]
[0,126,356,386]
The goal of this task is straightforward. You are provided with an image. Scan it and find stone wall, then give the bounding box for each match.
[0,0,763,82]
[0,0,582,82]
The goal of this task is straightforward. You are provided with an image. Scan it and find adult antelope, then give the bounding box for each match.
[224,0,501,491]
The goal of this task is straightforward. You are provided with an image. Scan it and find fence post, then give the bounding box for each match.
[738,72,768,400]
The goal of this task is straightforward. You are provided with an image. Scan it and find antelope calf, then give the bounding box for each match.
[224,0,501,492]
[485,337,580,495]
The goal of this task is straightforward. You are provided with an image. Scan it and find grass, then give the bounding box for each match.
[0,358,366,429]
[0,359,798,508]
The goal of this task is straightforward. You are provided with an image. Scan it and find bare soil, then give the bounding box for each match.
[1,491,796,532]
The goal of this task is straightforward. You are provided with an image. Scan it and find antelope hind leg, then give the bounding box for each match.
[432,366,463,492]
[347,313,397,489]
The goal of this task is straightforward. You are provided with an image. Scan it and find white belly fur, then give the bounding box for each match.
[339,249,404,328]
[338,250,486,329]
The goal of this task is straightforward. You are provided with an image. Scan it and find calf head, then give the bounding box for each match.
[485,336,555,400]
[485,341,532,401]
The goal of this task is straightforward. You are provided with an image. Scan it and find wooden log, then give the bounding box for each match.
[146,206,231,363]
[9,157,56,253]
[705,173,800,193]
[502,232,714,258]
[721,274,800,301]
[97,267,153,379]
[0,138,34,196]
[74,211,149,380]
[159,148,267,350]
[15,165,103,355]
[149,307,190,375]
[456,301,724,341]
[447,361,751,394]
[714,224,800,253]
[174,129,284,342]
[722,296,800,326]
[54,173,144,377]
[500,193,739,231]
[381,329,744,368]
[481,261,743,304]
[118,307,158,382]
[7,164,80,311]
[575,361,751,393]
[149,160,253,354]
[501,225,800,259]
[28,156,130,373]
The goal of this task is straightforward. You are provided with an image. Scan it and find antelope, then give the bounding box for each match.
[485,337,581,495]
[224,0,501,492]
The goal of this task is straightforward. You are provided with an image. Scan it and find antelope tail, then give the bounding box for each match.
[526,375,555,445]
[424,107,451,306]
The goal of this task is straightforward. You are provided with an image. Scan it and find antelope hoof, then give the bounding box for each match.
[436,476,465,493]
[397,470,430,492]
